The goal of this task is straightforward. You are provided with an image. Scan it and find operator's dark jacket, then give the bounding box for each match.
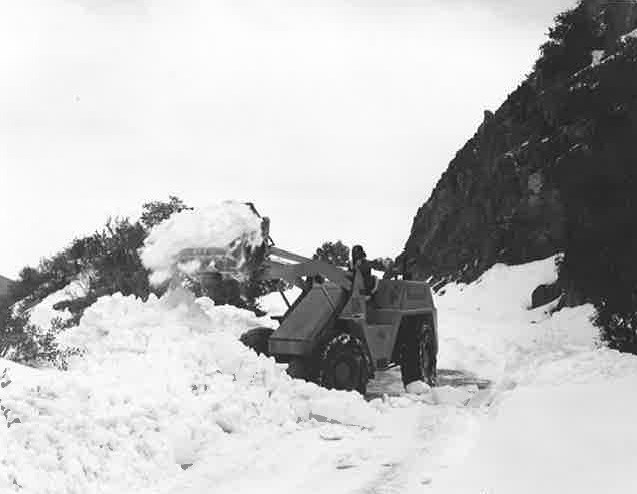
[352,258,376,295]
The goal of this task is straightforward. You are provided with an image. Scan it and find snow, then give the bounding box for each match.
[166,254,634,494]
[437,255,559,317]
[429,256,637,494]
[27,279,89,330]
[140,202,264,286]
[3,252,637,494]
[405,380,430,395]
[430,386,473,407]
[0,287,377,494]
[435,376,637,494]
[591,49,605,67]
[621,28,637,42]
[257,286,302,315]
[435,257,599,386]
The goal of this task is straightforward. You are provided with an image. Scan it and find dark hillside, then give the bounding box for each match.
[402,0,637,350]
[403,0,637,284]
[0,275,12,299]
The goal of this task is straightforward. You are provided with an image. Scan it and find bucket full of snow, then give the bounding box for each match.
[140,201,266,286]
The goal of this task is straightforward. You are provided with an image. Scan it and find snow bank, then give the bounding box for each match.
[434,255,599,382]
[437,255,560,319]
[431,255,637,494]
[140,201,263,285]
[0,289,377,494]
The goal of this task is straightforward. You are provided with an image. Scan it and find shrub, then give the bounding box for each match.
[313,240,350,268]
[140,195,192,229]
[535,2,604,83]
[0,311,80,368]
[0,197,192,362]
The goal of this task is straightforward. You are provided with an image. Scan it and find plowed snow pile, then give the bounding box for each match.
[0,288,376,494]
[140,201,263,285]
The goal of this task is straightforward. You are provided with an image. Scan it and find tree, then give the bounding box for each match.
[555,39,637,353]
[140,196,192,229]
[535,3,603,83]
[88,217,151,298]
[313,241,350,267]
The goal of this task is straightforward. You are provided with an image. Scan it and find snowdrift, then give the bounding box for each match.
[431,255,637,494]
[435,256,599,382]
[0,288,377,494]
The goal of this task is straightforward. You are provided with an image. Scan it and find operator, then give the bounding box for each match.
[350,245,374,295]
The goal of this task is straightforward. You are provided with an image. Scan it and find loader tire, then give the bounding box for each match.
[400,320,437,387]
[239,327,274,356]
[319,334,369,395]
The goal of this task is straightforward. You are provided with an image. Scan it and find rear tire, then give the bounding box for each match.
[400,320,437,387]
[319,334,369,395]
[239,327,274,356]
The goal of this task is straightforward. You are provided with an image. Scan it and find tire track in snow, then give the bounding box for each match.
[154,367,488,494]
[353,407,438,494]
[354,404,484,494]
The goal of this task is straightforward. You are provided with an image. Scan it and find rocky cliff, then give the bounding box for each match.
[403,0,637,292]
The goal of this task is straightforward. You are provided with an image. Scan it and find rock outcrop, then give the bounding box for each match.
[402,0,637,290]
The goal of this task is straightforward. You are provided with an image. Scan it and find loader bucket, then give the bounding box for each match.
[176,218,269,282]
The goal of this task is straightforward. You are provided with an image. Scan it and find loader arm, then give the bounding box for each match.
[258,247,352,291]
[174,211,353,292]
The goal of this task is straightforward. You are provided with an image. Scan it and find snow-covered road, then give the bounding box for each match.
[155,367,486,494]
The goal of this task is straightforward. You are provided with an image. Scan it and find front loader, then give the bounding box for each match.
[179,213,438,395]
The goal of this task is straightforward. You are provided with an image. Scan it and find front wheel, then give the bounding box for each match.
[319,334,369,395]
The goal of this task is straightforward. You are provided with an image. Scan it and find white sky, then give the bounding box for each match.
[0,0,576,279]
